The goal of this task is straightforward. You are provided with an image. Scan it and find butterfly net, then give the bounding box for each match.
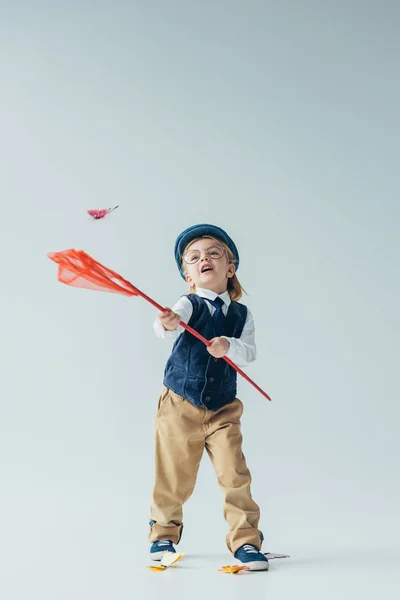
[47,249,139,297]
[48,249,271,401]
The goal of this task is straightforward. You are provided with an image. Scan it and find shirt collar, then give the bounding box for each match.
[196,287,231,307]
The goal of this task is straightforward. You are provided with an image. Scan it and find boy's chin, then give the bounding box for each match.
[198,275,216,286]
[196,277,224,290]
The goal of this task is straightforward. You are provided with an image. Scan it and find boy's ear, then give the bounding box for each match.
[227,264,236,278]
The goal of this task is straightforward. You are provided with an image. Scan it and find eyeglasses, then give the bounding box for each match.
[183,244,226,265]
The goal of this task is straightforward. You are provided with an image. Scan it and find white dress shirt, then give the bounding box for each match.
[154,288,256,368]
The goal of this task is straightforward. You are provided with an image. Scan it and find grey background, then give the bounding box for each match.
[1,1,399,598]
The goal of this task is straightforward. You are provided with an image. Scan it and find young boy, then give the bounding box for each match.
[148,224,268,571]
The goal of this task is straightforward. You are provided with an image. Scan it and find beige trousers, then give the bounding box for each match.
[149,386,262,554]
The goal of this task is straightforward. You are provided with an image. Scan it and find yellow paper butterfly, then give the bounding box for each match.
[147,551,185,572]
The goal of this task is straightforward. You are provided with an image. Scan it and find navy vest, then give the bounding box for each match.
[163,295,248,410]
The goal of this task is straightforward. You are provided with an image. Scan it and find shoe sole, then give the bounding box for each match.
[150,551,165,561]
[242,560,269,571]
[150,550,176,561]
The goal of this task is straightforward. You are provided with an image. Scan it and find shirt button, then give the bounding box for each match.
[209,377,215,382]
[205,396,211,402]
[213,358,218,362]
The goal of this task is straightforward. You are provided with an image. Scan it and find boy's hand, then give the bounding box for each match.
[207,337,230,358]
[159,308,181,331]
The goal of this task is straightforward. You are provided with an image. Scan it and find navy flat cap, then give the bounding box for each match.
[174,223,239,279]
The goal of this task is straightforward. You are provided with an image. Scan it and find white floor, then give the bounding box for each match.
[1,493,399,600]
[138,548,400,600]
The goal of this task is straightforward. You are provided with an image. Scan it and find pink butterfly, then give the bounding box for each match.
[264,552,290,559]
[87,205,119,220]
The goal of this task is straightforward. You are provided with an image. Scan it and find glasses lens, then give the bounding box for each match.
[183,250,200,264]
[207,245,224,259]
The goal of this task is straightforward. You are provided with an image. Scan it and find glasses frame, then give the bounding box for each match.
[182,243,227,265]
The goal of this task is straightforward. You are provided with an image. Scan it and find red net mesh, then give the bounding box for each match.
[47,249,139,297]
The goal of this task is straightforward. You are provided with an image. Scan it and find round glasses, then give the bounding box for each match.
[183,244,226,265]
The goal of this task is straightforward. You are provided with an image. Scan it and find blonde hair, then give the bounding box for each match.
[181,236,247,302]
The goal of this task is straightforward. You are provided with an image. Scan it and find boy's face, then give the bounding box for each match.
[183,237,235,294]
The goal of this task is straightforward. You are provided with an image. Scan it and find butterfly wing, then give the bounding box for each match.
[161,551,185,567]
[218,565,249,573]
[87,209,107,219]
[147,565,167,572]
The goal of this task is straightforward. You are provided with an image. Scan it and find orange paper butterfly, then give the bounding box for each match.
[218,565,249,574]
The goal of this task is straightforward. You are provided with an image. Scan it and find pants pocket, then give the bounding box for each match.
[157,386,169,410]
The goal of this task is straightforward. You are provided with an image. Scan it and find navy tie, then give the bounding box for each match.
[206,296,225,337]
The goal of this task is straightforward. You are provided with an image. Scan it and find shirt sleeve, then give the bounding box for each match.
[222,308,256,368]
[153,296,194,340]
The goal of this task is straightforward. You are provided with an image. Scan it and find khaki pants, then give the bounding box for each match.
[149,386,262,554]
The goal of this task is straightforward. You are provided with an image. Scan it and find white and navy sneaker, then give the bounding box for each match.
[234,544,269,571]
[150,539,176,561]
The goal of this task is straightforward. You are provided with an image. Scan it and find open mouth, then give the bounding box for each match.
[201,264,213,273]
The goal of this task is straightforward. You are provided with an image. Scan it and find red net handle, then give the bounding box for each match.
[94,282,271,402]
[48,249,271,401]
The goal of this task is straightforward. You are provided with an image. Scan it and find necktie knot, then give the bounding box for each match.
[208,296,224,310]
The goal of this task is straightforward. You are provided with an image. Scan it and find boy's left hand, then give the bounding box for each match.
[207,337,230,358]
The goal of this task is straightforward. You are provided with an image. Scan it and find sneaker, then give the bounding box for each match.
[150,539,176,561]
[234,544,269,571]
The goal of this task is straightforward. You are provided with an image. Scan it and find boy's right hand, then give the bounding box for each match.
[159,308,181,331]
